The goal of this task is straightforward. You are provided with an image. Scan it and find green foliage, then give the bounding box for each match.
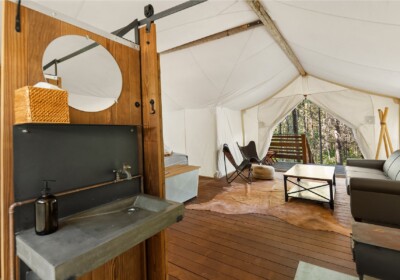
[273,99,363,165]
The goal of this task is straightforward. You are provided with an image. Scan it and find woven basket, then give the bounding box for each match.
[14,86,70,124]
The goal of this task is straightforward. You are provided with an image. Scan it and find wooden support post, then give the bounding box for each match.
[384,122,394,154]
[375,110,385,159]
[161,20,262,54]
[375,107,393,159]
[378,110,389,158]
[247,0,306,76]
[1,2,27,279]
[383,133,390,158]
[140,24,167,280]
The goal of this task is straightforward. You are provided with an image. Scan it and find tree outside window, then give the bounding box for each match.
[273,99,363,165]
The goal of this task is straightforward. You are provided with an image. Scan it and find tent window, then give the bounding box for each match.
[273,99,362,165]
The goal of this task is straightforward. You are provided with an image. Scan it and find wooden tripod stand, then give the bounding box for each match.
[375,107,393,159]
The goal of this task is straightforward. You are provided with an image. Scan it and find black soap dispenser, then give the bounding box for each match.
[35,180,58,235]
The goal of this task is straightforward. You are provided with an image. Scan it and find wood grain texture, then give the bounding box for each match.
[165,165,200,178]
[167,176,356,279]
[1,2,145,279]
[60,21,141,125]
[78,245,146,280]
[130,48,143,124]
[247,0,306,76]
[13,86,69,124]
[140,24,167,280]
[1,2,28,279]
[161,20,262,55]
[27,8,61,84]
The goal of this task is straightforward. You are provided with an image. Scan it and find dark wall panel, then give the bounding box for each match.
[13,124,141,232]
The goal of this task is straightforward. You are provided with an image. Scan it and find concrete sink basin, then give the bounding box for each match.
[16,194,184,280]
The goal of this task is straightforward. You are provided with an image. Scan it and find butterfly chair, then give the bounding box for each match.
[237,141,264,165]
[223,144,252,184]
[237,141,276,165]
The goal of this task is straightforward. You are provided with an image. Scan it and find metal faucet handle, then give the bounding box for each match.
[113,169,121,181]
[113,164,132,181]
[122,163,131,170]
[123,164,133,180]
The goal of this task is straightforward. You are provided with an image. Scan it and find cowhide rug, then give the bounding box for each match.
[186,178,351,236]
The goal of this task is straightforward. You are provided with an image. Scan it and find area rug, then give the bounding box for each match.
[186,179,351,236]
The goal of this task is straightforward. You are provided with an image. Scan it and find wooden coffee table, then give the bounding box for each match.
[283,164,336,209]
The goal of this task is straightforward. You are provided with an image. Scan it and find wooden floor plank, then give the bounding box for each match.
[169,220,356,277]
[170,243,266,280]
[185,210,351,254]
[168,275,179,280]
[167,173,357,279]
[175,215,355,269]
[168,263,206,280]
[229,213,350,247]
[170,223,299,269]
[185,212,345,255]
[169,252,229,280]
[168,229,293,279]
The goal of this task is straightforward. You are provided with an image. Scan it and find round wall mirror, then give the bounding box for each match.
[42,35,123,112]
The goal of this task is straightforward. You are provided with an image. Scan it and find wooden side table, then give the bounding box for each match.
[165,165,200,203]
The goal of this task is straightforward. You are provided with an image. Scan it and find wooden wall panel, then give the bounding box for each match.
[27,8,61,84]
[83,246,146,280]
[140,24,167,280]
[1,2,145,279]
[61,21,140,125]
[130,49,143,124]
[1,2,28,280]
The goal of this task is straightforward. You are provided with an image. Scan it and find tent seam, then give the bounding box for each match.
[219,63,295,106]
[188,48,220,92]
[290,42,400,74]
[163,92,185,110]
[157,7,254,33]
[215,28,255,106]
[237,40,275,63]
[272,0,400,27]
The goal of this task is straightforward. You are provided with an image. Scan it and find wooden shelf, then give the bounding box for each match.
[288,181,334,203]
[165,165,200,178]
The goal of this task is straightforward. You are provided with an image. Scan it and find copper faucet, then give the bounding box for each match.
[113,163,132,181]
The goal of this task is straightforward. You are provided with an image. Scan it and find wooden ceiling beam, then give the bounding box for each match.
[247,0,306,76]
[160,20,263,54]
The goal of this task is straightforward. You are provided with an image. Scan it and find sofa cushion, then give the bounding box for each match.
[386,157,400,181]
[383,150,400,179]
[345,167,389,194]
[345,166,384,175]
[387,159,400,181]
[346,170,389,183]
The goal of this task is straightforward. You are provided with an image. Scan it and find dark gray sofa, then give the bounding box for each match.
[345,150,400,226]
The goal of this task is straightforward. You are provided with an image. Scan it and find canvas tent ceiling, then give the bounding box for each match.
[5,0,400,177]
[17,0,400,100]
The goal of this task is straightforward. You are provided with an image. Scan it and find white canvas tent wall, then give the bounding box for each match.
[243,76,399,165]
[6,0,400,177]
